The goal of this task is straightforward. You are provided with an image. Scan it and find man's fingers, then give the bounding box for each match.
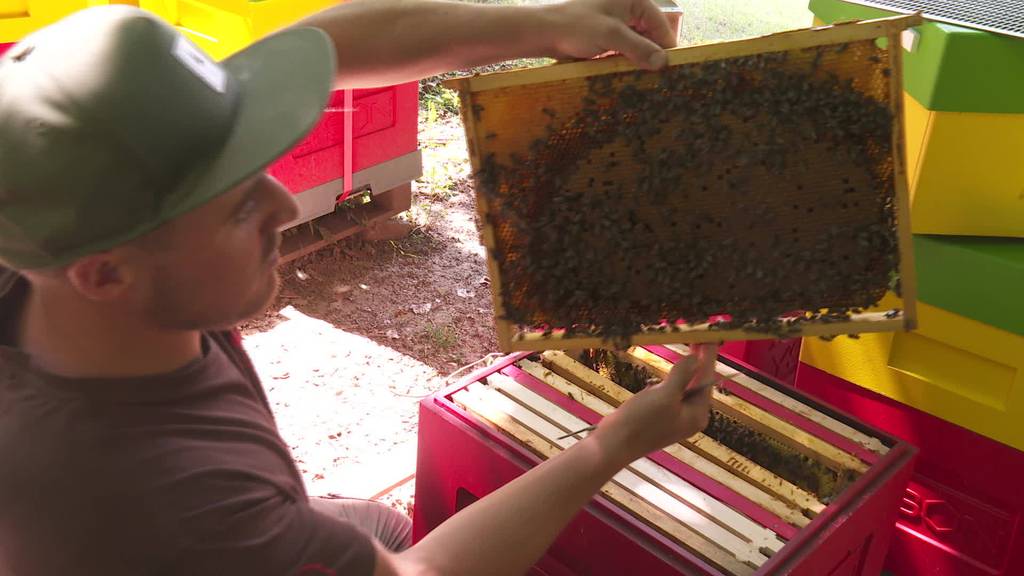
[682,376,716,402]
[662,350,696,393]
[607,20,669,70]
[631,0,678,49]
[659,344,720,402]
[691,343,720,388]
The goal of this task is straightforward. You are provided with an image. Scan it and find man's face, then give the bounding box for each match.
[134,173,299,331]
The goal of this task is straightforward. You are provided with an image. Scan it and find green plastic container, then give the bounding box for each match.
[915,235,1024,335]
[810,0,1024,113]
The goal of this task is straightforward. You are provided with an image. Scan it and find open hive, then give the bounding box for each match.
[448,16,922,351]
[446,346,908,575]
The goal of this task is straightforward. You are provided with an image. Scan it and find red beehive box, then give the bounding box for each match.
[414,347,917,575]
[267,83,420,200]
[794,363,1024,576]
[721,339,802,387]
[269,82,422,259]
[131,0,422,245]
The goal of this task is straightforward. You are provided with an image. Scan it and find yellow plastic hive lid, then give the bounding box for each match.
[802,294,1024,451]
[138,0,337,60]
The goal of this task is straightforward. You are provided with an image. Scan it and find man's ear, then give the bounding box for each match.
[64,252,136,302]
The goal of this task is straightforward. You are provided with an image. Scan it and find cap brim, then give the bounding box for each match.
[170,27,336,217]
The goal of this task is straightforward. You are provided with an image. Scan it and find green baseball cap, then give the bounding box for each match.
[0,6,336,269]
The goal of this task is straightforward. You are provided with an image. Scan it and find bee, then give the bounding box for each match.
[811,48,825,71]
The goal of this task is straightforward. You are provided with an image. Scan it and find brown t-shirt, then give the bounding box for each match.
[0,272,375,575]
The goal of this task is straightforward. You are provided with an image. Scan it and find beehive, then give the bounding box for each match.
[812,0,1024,238]
[415,346,916,575]
[138,0,338,60]
[448,16,922,352]
[801,293,1024,451]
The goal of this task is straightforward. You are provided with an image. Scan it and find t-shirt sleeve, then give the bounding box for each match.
[170,485,377,576]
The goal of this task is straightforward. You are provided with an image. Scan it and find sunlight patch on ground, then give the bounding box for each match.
[243,306,444,498]
[445,208,487,259]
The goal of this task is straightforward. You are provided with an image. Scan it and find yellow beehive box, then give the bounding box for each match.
[801,293,1024,451]
[0,1,137,43]
[904,93,1024,237]
[138,0,336,59]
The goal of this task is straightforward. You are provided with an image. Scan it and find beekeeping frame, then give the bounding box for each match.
[447,15,922,352]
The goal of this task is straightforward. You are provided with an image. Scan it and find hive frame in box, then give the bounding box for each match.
[414,347,917,575]
[448,16,921,352]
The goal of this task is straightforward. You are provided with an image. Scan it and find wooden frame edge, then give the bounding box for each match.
[454,384,760,574]
[888,30,919,331]
[454,78,515,350]
[503,314,906,352]
[535,351,828,515]
[446,14,924,93]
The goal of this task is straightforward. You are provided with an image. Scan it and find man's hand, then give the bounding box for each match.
[544,0,679,70]
[298,0,680,89]
[592,344,719,466]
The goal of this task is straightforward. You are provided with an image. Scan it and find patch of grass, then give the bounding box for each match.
[423,323,458,350]
[417,0,811,118]
[419,58,552,122]
[677,0,813,45]
[417,158,464,201]
[420,80,462,121]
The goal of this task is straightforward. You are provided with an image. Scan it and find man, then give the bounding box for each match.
[0,2,718,575]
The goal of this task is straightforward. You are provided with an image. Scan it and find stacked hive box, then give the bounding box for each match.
[800,2,1024,575]
[138,0,422,259]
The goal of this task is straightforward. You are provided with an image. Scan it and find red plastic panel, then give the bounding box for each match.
[795,362,1024,576]
[0,42,11,56]
[267,82,418,193]
[721,339,802,386]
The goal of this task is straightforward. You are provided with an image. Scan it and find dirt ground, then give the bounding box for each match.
[240,113,496,510]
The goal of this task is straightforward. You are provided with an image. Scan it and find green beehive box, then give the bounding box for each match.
[915,235,1024,335]
[810,0,1024,113]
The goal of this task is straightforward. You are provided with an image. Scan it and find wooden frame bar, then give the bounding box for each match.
[506,313,907,352]
[453,383,762,574]
[514,361,811,530]
[536,351,827,516]
[488,374,786,554]
[664,344,889,455]
[888,27,919,330]
[623,348,869,474]
[448,15,923,93]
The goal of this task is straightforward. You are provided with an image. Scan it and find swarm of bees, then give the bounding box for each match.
[705,410,842,499]
[476,43,902,347]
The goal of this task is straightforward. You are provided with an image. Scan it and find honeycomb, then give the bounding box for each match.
[458,23,914,349]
